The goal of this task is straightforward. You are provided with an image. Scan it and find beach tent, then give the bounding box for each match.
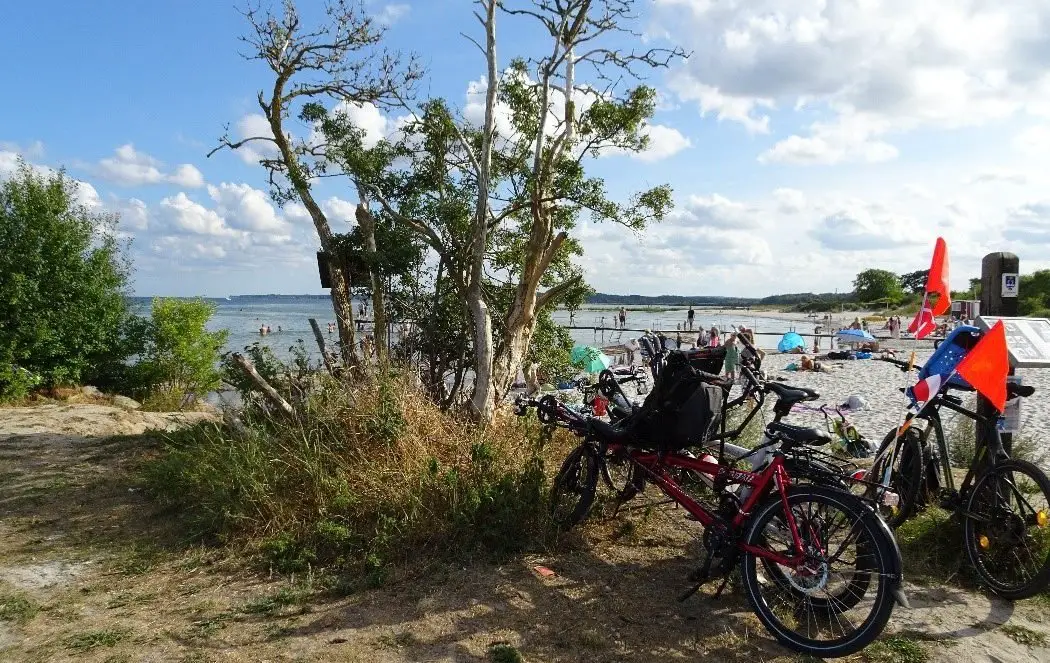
[571,345,613,373]
[777,332,807,353]
[836,329,875,345]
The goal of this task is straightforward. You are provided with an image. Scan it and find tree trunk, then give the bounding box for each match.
[308,317,335,375]
[263,83,358,367]
[468,0,499,423]
[355,200,388,364]
[232,352,295,417]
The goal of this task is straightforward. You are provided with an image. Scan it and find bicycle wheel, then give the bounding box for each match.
[868,427,925,528]
[964,459,1050,599]
[740,486,898,658]
[550,444,599,530]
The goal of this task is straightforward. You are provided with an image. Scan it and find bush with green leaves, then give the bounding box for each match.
[137,298,228,409]
[0,161,136,398]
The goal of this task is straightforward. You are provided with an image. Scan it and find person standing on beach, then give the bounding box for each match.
[723,333,740,382]
[687,305,695,331]
[708,326,720,347]
[697,327,709,347]
[618,306,627,329]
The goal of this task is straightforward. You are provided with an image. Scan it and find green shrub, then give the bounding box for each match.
[0,161,137,397]
[137,298,227,409]
[142,368,571,577]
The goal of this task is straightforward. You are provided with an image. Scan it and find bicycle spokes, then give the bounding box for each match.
[967,464,1050,595]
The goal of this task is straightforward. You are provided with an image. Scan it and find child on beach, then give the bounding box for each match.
[723,333,739,382]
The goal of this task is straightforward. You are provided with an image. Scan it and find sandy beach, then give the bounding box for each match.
[754,345,1050,457]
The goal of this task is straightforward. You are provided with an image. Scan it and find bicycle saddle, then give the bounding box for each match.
[589,418,632,444]
[766,421,831,446]
[766,382,820,406]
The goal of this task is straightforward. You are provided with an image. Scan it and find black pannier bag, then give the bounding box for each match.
[628,350,723,450]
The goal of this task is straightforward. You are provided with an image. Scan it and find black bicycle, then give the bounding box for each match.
[864,353,1050,599]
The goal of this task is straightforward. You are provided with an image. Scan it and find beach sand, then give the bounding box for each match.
[754,347,1050,456]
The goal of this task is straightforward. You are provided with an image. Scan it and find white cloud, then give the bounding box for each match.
[1013,125,1050,155]
[636,124,692,161]
[0,140,44,159]
[669,193,760,229]
[654,0,1050,164]
[0,149,101,208]
[773,187,806,214]
[811,201,924,251]
[232,114,278,165]
[966,169,1028,186]
[170,164,205,188]
[1004,202,1050,244]
[759,113,898,165]
[157,192,236,237]
[96,144,206,187]
[377,3,409,25]
[322,196,359,227]
[207,182,287,235]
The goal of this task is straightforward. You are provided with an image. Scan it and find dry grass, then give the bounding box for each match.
[142,369,577,579]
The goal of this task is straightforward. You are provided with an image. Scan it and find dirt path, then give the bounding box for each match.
[1,404,1049,662]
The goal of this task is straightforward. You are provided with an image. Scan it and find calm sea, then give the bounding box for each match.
[131,296,805,361]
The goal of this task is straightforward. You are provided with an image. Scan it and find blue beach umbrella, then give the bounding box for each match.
[777,332,807,353]
[836,328,876,345]
[571,345,613,373]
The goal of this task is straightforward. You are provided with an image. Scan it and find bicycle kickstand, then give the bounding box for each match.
[678,553,713,602]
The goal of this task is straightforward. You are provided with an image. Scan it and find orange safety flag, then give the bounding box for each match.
[956,320,1010,411]
[926,237,951,316]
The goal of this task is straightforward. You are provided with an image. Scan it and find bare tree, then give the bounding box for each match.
[209,0,420,367]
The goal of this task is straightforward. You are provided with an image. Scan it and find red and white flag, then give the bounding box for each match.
[908,303,937,340]
[910,373,942,404]
[908,237,950,340]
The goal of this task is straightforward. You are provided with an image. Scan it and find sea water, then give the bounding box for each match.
[132,296,800,362]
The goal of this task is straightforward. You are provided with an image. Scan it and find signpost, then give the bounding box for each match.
[977,253,1020,455]
[976,316,1050,368]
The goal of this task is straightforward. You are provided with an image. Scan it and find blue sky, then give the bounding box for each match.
[3,0,1050,297]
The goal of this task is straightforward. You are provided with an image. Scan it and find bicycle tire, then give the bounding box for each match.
[550,444,599,530]
[740,486,898,658]
[964,458,1050,600]
[869,427,925,528]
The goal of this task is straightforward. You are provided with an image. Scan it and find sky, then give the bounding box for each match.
[2,0,1049,298]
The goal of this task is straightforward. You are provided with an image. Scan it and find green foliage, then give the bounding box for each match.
[137,298,227,408]
[0,161,135,397]
[853,268,904,304]
[142,366,567,577]
[0,593,38,623]
[488,643,525,663]
[527,309,575,384]
[899,269,929,295]
[1020,270,1050,316]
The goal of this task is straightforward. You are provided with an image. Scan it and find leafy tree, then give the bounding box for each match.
[322,0,683,421]
[1019,270,1050,317]
[853,269,904,304]
[138,298,228,408]
[899,269,929,295]
[0,162,135,397]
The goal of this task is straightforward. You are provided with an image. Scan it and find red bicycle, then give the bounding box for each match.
[517,382,906,657]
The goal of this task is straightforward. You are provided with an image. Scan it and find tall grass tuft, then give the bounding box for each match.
[142,368,573,580]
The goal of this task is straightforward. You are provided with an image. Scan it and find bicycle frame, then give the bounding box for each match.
[598,441,811,567]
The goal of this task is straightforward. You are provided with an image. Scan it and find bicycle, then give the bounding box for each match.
[517,369,907,657]
[857,327,1050,600]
